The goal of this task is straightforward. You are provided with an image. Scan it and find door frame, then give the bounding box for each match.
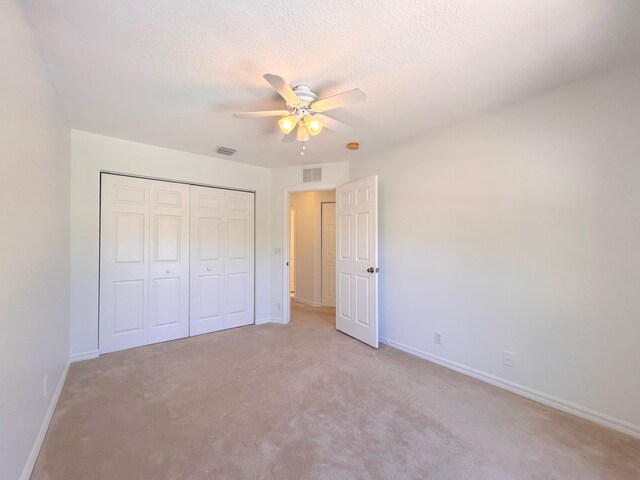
[320,201,336,307]
[98,171,257,353]
[282,184,337,324]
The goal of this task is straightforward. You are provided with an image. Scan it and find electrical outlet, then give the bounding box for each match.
[503,350,515,367]
[274,247,282,255]
[434,331,443,345]
[43,374,48,398]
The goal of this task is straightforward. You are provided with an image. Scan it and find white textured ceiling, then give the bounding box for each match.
[21,0,640,167]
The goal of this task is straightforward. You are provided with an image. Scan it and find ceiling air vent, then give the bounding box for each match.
[302,167,322,183]
[216,146,236,156]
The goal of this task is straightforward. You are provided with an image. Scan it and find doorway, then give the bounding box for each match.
[285,187,337,324]
[283,176,380,347]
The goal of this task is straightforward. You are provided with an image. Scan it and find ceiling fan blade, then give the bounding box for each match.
[314,114,353,136]
[282,134,296,143]
[233,110,290,118]
[311,88,367,113]
[263,74,300,106]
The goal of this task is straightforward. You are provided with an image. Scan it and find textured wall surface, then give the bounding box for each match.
[0,1,70,478]
[350,60,640,431]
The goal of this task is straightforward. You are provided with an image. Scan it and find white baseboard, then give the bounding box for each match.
[255,318,285,325]
[380,336,640,440]
[70,349,99,362]
[20,361,70,480]
[293,297,322,307]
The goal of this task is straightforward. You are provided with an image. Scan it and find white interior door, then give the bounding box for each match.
[322,202,336,307]
[190,186,254,335]
[100,174,150,353]
[148,180,190,344]
[335,176,379,347]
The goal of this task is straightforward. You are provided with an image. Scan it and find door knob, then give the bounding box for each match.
[367,267,379,273]
[165,269,170,274]
[206,267,211,271]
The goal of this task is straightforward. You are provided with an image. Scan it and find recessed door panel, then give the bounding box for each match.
[227,273,247,315]
[199,218,221,261]
[228,219,247,259]
[356,275,370,326]
[356,212,370,261]
[227,197,247,212]
[339,215,351,260]
[356,186,369,205]
[198,275,222,320]
[151,277,181,326]
[155,189,182,207]
[340,191,351,208]
[113,280,145,333]
[339,273,351,319]
[154,216,181,262]
[115,214,145,263]
[115,186,145,205]
[199,194,220,210]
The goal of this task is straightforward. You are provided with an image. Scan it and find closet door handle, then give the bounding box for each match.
[165,269,170,274]
[206,267,212,272]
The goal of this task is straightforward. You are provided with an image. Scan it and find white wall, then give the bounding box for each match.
[290,190,336,306]
[0,1,71,478]
[270,163,349,320]
[69,130,272,358]
[350,60,640,433]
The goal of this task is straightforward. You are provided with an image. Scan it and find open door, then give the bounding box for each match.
[335,175,378,347]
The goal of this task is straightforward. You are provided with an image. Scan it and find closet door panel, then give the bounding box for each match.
[99,174,150,353]
[190,186,226,335]
[148,180,190,344]
[225,190,254,329]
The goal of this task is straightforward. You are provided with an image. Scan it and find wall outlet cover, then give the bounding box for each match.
[503,350,515,367]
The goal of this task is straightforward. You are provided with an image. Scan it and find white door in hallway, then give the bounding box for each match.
[335,176,379,348]
[321,202,336,307]
[190,186,254,335]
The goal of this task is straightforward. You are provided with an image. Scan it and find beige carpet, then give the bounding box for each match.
[33,303,639,479]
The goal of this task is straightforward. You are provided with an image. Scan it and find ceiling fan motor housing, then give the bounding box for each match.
[290,85,317,106]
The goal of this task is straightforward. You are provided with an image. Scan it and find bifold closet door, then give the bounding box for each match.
[190,186,254,335]
[147,179,190,344]
[100,174,190,354]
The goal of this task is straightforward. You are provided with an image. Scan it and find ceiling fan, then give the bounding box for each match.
[233,74,366,143]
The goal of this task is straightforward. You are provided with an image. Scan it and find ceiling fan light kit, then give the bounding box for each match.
[306,116,323,136]
[296,123,310,142]
[233,73,366,146]
[278,114,298,134]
